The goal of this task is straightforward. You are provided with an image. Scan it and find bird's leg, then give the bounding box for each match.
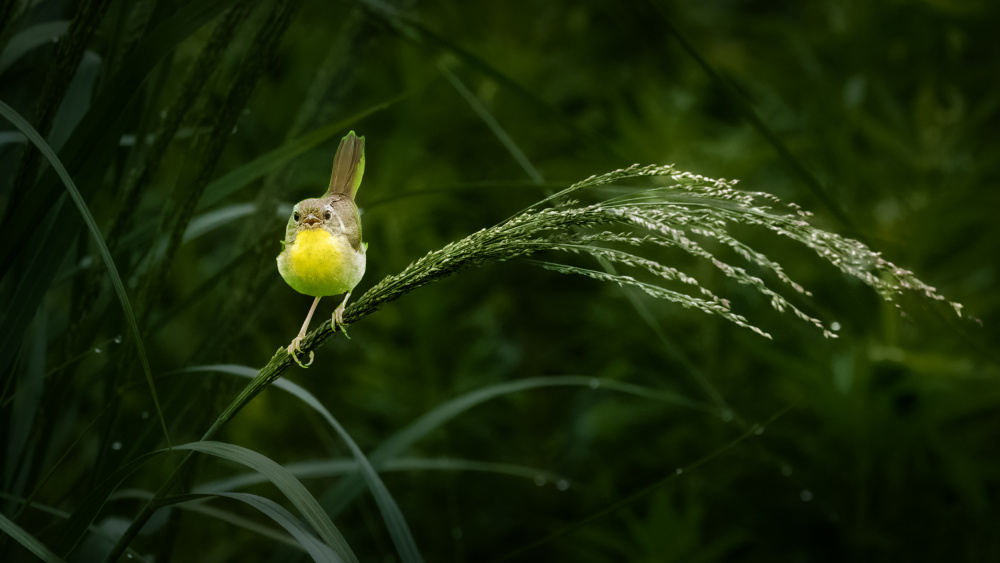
[288,296,321,367]
[332,292,351,334]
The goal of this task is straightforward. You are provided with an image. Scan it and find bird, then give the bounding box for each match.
[277,131,366,367]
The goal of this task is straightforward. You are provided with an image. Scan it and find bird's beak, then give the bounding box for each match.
[303,213,321,226]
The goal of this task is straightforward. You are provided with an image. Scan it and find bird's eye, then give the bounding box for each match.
[324,211,332,220]
[293,212,300,221]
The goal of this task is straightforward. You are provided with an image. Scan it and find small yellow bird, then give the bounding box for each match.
[277,131,366,366]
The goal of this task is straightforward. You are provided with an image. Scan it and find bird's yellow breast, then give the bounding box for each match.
[277,228,365,297]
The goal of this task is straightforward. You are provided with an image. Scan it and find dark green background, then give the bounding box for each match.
[1,0,997,561]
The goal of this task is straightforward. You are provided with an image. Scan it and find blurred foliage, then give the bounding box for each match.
[1,0,998,561]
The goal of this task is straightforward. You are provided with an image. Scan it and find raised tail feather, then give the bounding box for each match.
[326,131,365,199]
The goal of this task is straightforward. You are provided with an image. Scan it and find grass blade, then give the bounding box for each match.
[492,404,797,563]
[439,63,543,184]
[128,494,306,551]
[317,375,709,517]
[172,441,357,563]
[53,451,161,556]
[156,492,342,563]
[0,0,240,269]
[196,93,406,211]
[0,20,71,76]
[0,101,170,446]
[0,0,242,422]
[357,0,620,161]
[187,365,424,563]
[374,376,707,469]
[0,511,65,563]
[0,492,147,561]
[0,0,240,382]
[195,457,565,493]
[269,380,424,563]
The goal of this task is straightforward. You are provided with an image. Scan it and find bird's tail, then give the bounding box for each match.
[326,131,365,199]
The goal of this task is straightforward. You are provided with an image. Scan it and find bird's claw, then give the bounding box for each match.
[333,305,350,339]
[287,336,314,368]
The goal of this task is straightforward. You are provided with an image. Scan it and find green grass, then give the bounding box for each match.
[1,1,997,561]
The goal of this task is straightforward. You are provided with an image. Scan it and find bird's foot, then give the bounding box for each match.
[332,309,351,339]
[287,335,314,368]
[332,294,351,339]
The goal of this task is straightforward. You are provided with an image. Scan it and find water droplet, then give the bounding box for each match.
[79,256,93,269]
[588,378,600,389]
[842,74,867,108]
[231,125,238,134]
[781,464,793,476]
[534,475,546,486]
[754,425,764,435]
[51,36,60,43]
[94,348,102,354]
[800,490,813,502]
[830,321,841,332]
[111,441,122,451]
[556,479,569,491]
[675,468,683,475]
[721,410,734,422]
[114,335,122,344]
[141,411,149,419]
[160,110,167,119]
